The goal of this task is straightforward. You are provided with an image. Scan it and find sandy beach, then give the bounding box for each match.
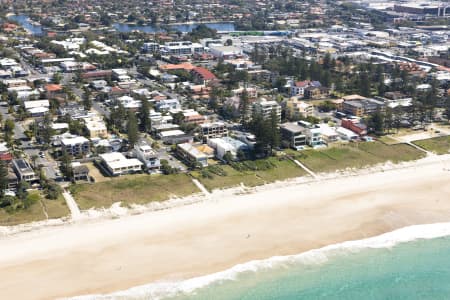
[1,155,450,300]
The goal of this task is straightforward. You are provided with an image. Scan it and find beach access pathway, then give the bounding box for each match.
[191,178,211,195]
[293,159,317,179]
[62,190,81,220]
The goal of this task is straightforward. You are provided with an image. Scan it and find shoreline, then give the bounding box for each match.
[1,155,450,299]
[69,222,450,300]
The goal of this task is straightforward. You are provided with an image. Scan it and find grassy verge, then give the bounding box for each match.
[70,173,200,210]
[0,205,45,226]
[191,157,306,191]
[412,136,450,155]
[42,195,70,219]
[293,141,425,173]
[377,135,400,145]
[0,191,68,226]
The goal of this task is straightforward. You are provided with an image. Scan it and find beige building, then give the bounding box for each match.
[84,116,107,138]
[286,97,314,119]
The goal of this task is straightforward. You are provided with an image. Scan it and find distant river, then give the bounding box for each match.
[8,14,43,35]
[113,22,235,33]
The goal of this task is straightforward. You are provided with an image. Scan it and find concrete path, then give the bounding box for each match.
[390,136,434,156]
[62,191,82,220]
[293,159,318,179]
[191,178,211,196]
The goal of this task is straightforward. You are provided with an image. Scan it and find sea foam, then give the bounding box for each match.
[66,222,450,300]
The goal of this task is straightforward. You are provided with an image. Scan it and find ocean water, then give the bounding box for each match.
[71,223,450,300]
[170,236,450,300]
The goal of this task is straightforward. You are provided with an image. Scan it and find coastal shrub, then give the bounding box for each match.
[230,159,276,172]
[200,169,213,179]
[207,165,228,176]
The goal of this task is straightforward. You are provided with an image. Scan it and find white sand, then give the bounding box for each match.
[1,155,450,299]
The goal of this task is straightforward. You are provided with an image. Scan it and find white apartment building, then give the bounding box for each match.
[252,98,282,123]
[100,152,143,176]
[133,141,160,173]
[61,136,90,156]
[160,41,204,56]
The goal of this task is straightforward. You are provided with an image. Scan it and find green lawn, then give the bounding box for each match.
[0,200,46,226]
[293,141,425,173]
[70,173,200,210]
[42,196,70,219]
[0,191,69,226]
[413,136,450,155]
[377,135,400,145]
[191,157,307,191]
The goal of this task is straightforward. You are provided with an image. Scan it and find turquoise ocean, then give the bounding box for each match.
[72,223,450,300]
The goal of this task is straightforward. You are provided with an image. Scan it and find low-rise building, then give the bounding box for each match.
[342,98,385,117]
[133,141,160,173]
[159,130,193,144]
[280,121,324,149]
[12,159,37,183]
[252,98,282,123]
[285,98,314,119]
[209,45,243,59]
[200,122,229,141]
[336,127,359,141]
[24,100,50,117]
[191,67,218,85]
[341,119,367,136]
[207,137,249,161]
[61,136,90,156]
[84,116,107,138]
[71,162,90,181]
[99,152,143,176]
[160,41,204,56]
[318,124,339,144]
[176,143,208,167]
[182,109,206,125]
[156,99,181,111]
[280,122,307,150]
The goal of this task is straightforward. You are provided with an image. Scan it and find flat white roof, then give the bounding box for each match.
[24,100,50,109]
[61,136,89,145]
[100,152,143,169]
[159,130,186,137]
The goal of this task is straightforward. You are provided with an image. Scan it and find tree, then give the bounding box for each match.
[239,89,250,127]
[16,181,29,202]
[223,151,233,163]
[52,72,62,84]
[377,73,386,96]
[4,119,15,144]
[172,111,185,125]
[268,109,280,151]
[40,114,54,146]
[249,109,280,157]
[82,87,92,110]
[139,99,151,132]
[160,159,178,175]
[60,151,73,181]
[445,95,450,122]
[359,72,371,97]
[0,161,8,199]
[127,112,139,148]
[369,111,384,135]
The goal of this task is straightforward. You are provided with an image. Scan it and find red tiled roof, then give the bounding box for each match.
[191,67,217,81]
[160,62,195,71]
[295,80,310,88]
[0,153,13,161]
[45,84,63,92]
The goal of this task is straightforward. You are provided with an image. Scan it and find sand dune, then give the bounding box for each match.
[1,156,450,299]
